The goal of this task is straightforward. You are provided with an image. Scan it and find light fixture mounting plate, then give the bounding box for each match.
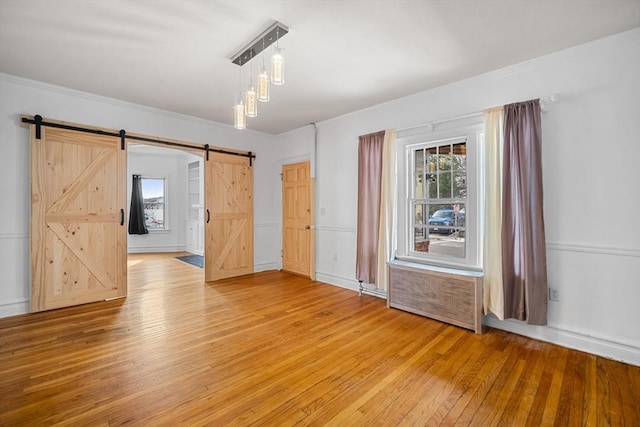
[231,21,289,66]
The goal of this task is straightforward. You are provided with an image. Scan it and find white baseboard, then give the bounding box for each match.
[484,315,640,366]
[315,271,359,292]
[316,271,387,299]
[315,271,388,300]
[0,298,29,318]
[254,262,278,272]
[127,245,186,254]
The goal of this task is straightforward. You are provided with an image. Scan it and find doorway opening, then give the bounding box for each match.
[126,143,205,278]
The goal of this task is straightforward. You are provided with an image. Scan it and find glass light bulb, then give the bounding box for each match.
[234,100,246,130]
[257,67,270,102]
[245,85,257,117]
[271,47,284,86]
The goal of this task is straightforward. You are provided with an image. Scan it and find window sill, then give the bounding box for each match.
[392,256,482,276]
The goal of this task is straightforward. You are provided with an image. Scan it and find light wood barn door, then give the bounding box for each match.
[282,161,312,277]
[30,126,127,312]
[204,152,253,281]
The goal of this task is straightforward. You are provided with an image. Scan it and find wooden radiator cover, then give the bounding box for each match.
[387,261,483,333]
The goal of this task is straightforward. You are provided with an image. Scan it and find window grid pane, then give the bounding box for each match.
[410,140,466,258]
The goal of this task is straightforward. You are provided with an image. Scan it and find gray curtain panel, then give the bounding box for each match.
[129,174,149,235]
[502,100,548,325]
[356,130,385,284]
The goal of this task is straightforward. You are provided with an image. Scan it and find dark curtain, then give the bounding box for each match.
[355,131,385,284]
[502,99,548,325]
[128,174,148,235]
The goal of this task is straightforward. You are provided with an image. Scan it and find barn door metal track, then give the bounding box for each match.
[21,115,255,165]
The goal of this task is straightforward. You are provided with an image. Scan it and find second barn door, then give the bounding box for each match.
[204,152,254,281]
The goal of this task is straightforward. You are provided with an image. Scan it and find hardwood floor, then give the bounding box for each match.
[1,253,638,426]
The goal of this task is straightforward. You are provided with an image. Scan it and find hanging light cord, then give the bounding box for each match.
[238,57,243,98]
[249,51,254,86]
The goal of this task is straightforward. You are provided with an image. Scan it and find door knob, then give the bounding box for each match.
[305,225,311,229]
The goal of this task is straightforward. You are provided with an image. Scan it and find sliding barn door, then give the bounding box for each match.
[30,125,127,312]
[204,152,253,281]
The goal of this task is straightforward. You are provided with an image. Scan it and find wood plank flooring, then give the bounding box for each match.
[1,252,638,426]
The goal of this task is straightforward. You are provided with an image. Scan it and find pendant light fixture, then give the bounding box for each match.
[244,51,258,117]
[234,95,246,130]
[244,84,257,118]
[257,39,270,102]
[230,21,288,129]
[234,57,246,130]
[271,28,285,86]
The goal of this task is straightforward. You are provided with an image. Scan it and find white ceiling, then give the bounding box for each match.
[1,1,638,134]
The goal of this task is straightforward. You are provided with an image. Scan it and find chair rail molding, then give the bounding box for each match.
[315,225,357,233]
[0,233,29,240]
[546,241,640,257]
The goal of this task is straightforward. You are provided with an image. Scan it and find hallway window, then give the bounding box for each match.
[141,178,166,230]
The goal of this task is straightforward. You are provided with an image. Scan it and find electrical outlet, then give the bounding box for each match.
[549,287,559,302]
[332,253,338,261]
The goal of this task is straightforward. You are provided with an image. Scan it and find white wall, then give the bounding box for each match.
[0,74,280,317]
[276,29,640,364]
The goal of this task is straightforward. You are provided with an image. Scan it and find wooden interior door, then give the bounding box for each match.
[282,161,313,277]
[30,125,127,312]
[204,152,253,281]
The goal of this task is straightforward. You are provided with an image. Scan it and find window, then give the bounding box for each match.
[396,122,482,269]
[141,178,166,230]
[411,138,467,258]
